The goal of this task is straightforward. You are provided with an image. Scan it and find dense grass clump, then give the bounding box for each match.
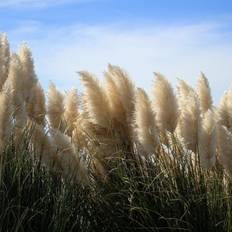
[2,33,232,231]
[0,132,231,232]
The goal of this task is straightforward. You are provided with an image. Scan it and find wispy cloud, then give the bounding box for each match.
[0,0,89,8]
[7,20,232,104]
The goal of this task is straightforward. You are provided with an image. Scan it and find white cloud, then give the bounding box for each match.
[0,0,88,7]
[8,21,232,104]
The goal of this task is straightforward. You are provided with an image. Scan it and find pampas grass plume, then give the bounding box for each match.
[134,88,158,154]
[29,121,59,169]
[0,33,10,90]
[50,129,89,185]
[47,83,65,130]
[197,72,213,113]
[217,125,232,178]
[153,73,178,133]
[176,86,200,153]
[198,110,216,168]
[107,64,135,120]
[19,43,37,101]
[218,90,232,131]
[0,91,12,151]
[7,53,27,130]
[27,83,46,126]
[178,79,194,95]
[79,71,111,128]
[6,53,23,96]
[104,70,125,123]
[64,88,79,136]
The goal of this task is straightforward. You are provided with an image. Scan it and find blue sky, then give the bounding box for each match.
[1,0,232,103]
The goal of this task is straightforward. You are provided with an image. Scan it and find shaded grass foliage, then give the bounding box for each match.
[0,135,232,232]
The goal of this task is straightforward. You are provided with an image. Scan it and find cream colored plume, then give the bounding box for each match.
[134,88,158,154]
[176,85,200,153]
[104,70,125,123]
[79,71,111,128]
[177,79,195,107]
[27,83,46,126]
[72,112,88,149]
[197,73,213,113]
[15,97,27,129]
[153,73,178,133]
[47,83,65,131]
[18,43,38,101]
[198,110,216,168]
[6,53,23,96]
[29,121,58,169]
[218,90,232,131]
[107,64,135,121]
[64,88,79,136]
[0,91,13,151]
[50,129,89,185]
[0,34,10,90]
[177,79,197,115]
[217,125,232,178]
[6,53,27,130]
[178,79,194,95]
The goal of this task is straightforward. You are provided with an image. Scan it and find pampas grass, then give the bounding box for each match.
[0,33,10,90]
[27,83,46,126]
[107,64,135,122]
[104,68,125,123]
[7,54,27,127]
[176,80,200,152]
[104,65,136,142]
[134,88,158,154]
[153,73,178,133]
[18,43,37,101]
[29,121,56,166]
[0,35,231,177]
[0,91,12,151]
[218,90,232,130]
[198,110,217,168]
[2,34,232,231]
[7,53,23,97]
[197,72,213,113]
[47,83,65,131]
[80,71,111,128]
[177,79,195,106]
[50,129,89,184]
[217,125,232,177]
[64,88,79,136]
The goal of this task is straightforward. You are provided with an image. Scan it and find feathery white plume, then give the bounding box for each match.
[50,129,89,184]
[79,71,111,128]
[153,73,178,133]
[197,72,213,113]
[218,90,232,131]
[47,83,65,131]
[198,110,216,168]
[0,91,12,151]
[27,83,46,126]
[6,53,27,130]
[134,88,158,154]
[217,125,232,178]
[64,88,79,136]
[107,64,135,121]
[176,81,200,153]
[0,33,10,90]
[18,43,38,101]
